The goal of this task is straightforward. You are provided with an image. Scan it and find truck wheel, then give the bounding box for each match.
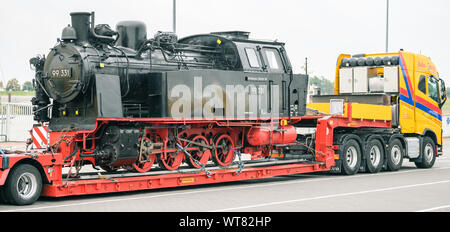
[386,139,404,171]
[0,188,7,203]
[365,139,384,173]
[415,137,436,169]
[2,164,42,205]
[341,139,361,175]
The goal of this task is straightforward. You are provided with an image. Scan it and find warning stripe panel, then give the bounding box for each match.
[32,129,44,149]
[34,127,47,143]
[31,126,48,149]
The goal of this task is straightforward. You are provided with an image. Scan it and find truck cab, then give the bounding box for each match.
[334,51,446,145]
[308,51,446,171]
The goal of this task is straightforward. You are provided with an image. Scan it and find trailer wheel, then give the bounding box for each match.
[386,139,404,171]
[2,164,42,205]
[364,139,384,173]
[341,139,361,175]
[415,137,436,169]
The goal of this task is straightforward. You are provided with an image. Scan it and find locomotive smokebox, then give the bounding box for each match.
[70,12,91,43]
[116,21,147,50]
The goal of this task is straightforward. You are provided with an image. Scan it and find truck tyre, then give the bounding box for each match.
[386,139,404,171]
[415,137,436,169]
[341,139,361,175]
[365,139,384,173]
[2,164,42,205]
[0,188,7,203]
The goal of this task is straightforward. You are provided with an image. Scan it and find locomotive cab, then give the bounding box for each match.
[179,31,291,74]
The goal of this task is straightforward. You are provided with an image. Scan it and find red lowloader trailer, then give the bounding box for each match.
[0,103,399,205]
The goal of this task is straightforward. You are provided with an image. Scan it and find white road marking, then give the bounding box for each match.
[211,180,450,212]
[2,166,450,212]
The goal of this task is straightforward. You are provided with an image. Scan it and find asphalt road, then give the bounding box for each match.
[1,139,450,212]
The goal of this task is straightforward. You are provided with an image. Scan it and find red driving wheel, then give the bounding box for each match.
[158,139,184,171]
[185,135,211,169]
[132,137,156,173]
[132,153,156,173]
[212,134,235,167]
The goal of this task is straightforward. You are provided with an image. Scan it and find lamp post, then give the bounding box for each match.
[173,0,176,33]
[386,0,389,52]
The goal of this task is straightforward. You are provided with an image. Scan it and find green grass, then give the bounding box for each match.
[0,91,35,96]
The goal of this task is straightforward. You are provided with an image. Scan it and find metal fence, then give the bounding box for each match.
[0,103,34,142]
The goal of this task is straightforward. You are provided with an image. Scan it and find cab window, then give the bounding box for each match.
[263,47,284,72]
[244,48,260,68]
[428,76,440,103]
[418,75,427,94]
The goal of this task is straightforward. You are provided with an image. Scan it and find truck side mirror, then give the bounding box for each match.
[439,79,447,108]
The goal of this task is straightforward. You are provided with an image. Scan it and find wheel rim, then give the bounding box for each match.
[424,144,434,163]
[369,145,381,167]
[158,138,185,171]
[346,146,358,169]
[133,137,156,173]
[159,151,184,170]
[16,172,38,200]
[187,135,211,169]
[391,145,402,164]
[213,134,235,167]
[133,154,156,173]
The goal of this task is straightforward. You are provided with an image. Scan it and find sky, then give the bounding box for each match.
[1,0,450,85]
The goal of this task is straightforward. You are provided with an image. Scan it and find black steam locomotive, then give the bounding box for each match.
[29,12,308,172]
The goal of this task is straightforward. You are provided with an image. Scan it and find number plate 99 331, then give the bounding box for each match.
[51,68,72,78]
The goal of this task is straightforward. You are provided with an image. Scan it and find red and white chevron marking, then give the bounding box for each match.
[30,125,48,149]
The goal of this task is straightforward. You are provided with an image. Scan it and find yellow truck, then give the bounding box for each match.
[308,50,447,174]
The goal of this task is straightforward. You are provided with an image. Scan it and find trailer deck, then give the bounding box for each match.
[42,159,329,197]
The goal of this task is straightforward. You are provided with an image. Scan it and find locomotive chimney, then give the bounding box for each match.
[70,12,91,43]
